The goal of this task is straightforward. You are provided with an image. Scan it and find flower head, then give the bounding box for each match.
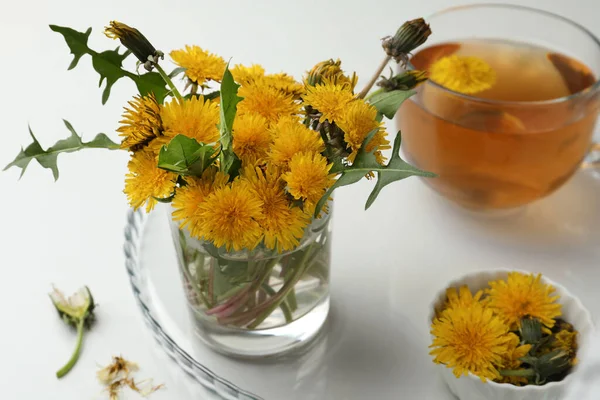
[171,168,229,238]
[124,149,177,212]
[232,113,271,164]
[485,272,562,330]
[238,83,301,122]
[382,18,431,63]
[442,285,483,313]
[302,81,355,123]
[197,180,264,251]
[336,100,390,164]
[146,135,172,158]
[283,152,334,207]
[243,166,309,251]
[263,73,304,97]
[495,333,533,385]
[552,329,578,363]
[49,286,96,378]
[305,59,358,90]
[429,55,496,95]
[161,96,220,144]
[105,21,162,70]
[232,64,303,97]
[430,302,513,382]
[117,94,162,150]
[231,64,266,85]
[50,286,95,325]
[269,117,324,167]
[170,45,226,85]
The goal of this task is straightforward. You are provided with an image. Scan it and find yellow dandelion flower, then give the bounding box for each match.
[552,329,578,365]
[124,149,177,212]
[231,64,266,85]
[302,81,355,123]
[336,100,391,164]
[197,180,263,251]
[430,302,513,382]
[171,168,229,238]
[238,83,301,122]
[232,113,271,164]
[485,272,562,330]
[170,45,226,85]
[146,135,172,158]
[117,94,162,150]
[305,58,358,90]
[429,55,496,95]
[495,333,532,385]
[263,73,304,97]
[232,64,303,97]
[243,166,309,251]
[283,152,335,207]
[161,96,220,144]
[269,117,325,167]
[443,285,483,312]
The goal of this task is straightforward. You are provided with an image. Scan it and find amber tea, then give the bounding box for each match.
[398,39,598,210]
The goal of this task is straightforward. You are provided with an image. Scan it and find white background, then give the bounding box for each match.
[1,0,599,399]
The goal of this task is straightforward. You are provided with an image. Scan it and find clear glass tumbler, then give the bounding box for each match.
[169,208,332,358]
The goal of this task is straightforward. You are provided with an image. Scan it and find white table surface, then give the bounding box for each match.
[1,0,600,399]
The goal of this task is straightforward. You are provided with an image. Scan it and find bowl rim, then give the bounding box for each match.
[428,268,596,391]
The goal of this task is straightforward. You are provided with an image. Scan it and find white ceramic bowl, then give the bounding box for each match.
[428,269,595,400]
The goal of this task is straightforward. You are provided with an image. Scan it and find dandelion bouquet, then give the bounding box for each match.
[6,19,434,350]
[430,272,579,386]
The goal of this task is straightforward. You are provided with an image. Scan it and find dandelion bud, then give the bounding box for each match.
[382,18,431,63]
[305,59,358,90]
[105,21,163,71]
[377,69,427,91]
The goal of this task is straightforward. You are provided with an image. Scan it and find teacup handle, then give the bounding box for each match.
[582,142,600,169]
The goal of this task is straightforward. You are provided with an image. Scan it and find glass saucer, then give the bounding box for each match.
[124,169,600,400]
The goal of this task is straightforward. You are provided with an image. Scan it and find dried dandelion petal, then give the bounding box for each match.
[97,355,139,384]
[98,356,164,399]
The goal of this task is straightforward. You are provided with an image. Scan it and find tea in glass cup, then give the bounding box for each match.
[397,5,600,210]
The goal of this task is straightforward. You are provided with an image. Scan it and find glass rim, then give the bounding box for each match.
[409,3,600,106]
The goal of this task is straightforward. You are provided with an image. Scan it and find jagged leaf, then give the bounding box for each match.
[4,120,119,180]
[157,134,216,176]
[368,89,415,119]
[217,65,243,178]
[92,48,131,104]
[313,129,435,217]
[219,65,242,151]
[50,25,168,104]
[364,132,435,209]
[313,130,381,217]
[48,25,92,70]
[131,71,170,102]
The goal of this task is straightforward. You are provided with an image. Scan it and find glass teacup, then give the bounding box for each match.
[397,4,600,210]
